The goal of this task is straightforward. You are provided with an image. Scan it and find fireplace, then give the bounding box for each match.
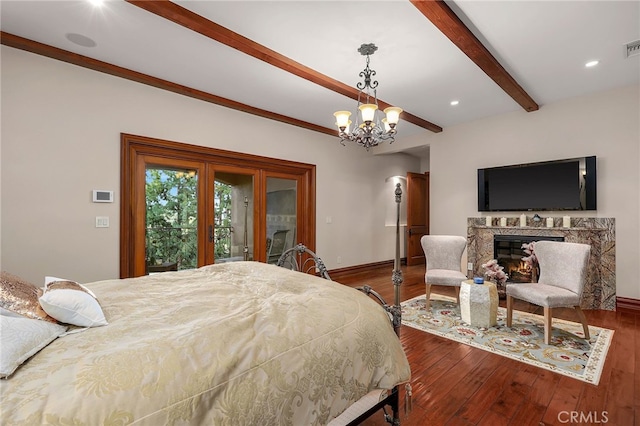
[493,235,564,283]
[467,217,616,310]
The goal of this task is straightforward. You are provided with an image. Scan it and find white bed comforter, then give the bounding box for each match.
[1,262,410,425]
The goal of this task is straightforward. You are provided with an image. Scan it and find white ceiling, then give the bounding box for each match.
[1,0,639,154]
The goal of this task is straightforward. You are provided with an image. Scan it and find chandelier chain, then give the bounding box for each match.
[357,54,379,92]
[333,43,402,151]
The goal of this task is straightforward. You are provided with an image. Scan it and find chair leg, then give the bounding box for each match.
[506,295,513,327]
[574,306,590,340]
[544,307,553,345]
[454,286,460,304]
[425,283,431,311]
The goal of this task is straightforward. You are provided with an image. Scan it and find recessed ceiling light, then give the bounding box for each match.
[88,0,104,6]
[585,60,599,68]
[450,100,460,106]
[65,33,97,48]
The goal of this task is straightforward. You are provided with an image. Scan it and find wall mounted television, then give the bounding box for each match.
[477,156,597,211]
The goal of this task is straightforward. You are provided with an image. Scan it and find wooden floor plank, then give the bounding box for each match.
[451,361,519,424]
[526,369,561,407]
[610,312,636,373]
[507,399,547,426]
[605,368,635,426]
[419,350,492,424]
[489,379,529,419]
[511,363,540,388]
[476,409,509,426]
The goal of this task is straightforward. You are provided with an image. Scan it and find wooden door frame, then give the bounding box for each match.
[120,133,316,278]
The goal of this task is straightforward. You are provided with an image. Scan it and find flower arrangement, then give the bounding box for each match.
[481,259,508,285]
[521,241,538,282]
[521,241,536,267]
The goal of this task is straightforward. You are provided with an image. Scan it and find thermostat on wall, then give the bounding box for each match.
[93,190,114,203]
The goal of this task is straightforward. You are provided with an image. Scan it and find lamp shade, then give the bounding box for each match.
[358,104,378,122]
[381,118,391,132]
[333,111,352,129]
[383,107,403,125]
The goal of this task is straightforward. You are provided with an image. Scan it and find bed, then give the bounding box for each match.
[1,261,409,425]
[1,185,410,425]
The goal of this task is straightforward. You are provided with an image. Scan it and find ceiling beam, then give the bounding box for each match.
[125,0,443,133]
[0,31,334,136]
[411,0,539,112]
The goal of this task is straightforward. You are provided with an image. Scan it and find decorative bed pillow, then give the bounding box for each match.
[0,314,67,378]
[0,271,57,323]
[39,277,108,328]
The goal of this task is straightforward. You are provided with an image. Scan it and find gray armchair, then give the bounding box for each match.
[506,240,591,345]
[420,235,468,310]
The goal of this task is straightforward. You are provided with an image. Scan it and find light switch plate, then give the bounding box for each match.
[96,216,109,228]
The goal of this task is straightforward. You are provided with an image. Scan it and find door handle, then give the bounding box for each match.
[208,225,214,243]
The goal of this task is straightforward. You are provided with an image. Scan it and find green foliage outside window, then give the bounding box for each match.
[145,169,198,270]
[213,181,233,260]
[145,169,234,270]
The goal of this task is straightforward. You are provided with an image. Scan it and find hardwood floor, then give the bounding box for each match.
[336,263,639,426]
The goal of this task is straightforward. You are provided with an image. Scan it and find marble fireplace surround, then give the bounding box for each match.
[467,217,616,310]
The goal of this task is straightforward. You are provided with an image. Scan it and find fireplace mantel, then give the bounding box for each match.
[467,217,616,310]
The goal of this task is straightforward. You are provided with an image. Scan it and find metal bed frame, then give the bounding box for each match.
[276,183,407,425]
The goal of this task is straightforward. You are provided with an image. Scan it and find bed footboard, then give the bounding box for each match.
[276,243,331,280]
[356,285,402,337]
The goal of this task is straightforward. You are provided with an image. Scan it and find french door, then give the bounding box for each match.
[206,165,259,265]
[141,157,207,276]
[120,134,315,278]
[264,173,300,264]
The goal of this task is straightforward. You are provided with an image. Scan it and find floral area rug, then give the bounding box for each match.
[401,295,613,385]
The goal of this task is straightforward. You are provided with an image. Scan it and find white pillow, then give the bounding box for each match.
[39,277,108,328]
[0,315,67,378]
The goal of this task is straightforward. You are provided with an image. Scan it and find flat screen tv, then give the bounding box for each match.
[477,156,597,211]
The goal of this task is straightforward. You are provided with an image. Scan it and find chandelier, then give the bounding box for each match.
[333,43,403,151]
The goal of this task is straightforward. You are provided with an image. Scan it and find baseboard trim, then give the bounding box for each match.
[616,297,640,312]
[328,258,407,281]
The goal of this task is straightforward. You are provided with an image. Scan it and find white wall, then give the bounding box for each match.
[1,46,420,284]
[390,85,639,300]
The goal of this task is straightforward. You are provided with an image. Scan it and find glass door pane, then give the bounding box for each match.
[213,172,254,263]
[266,177,297,264]
[145,168,198,273]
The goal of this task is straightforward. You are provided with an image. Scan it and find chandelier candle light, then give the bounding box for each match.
[334,43,403,151]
